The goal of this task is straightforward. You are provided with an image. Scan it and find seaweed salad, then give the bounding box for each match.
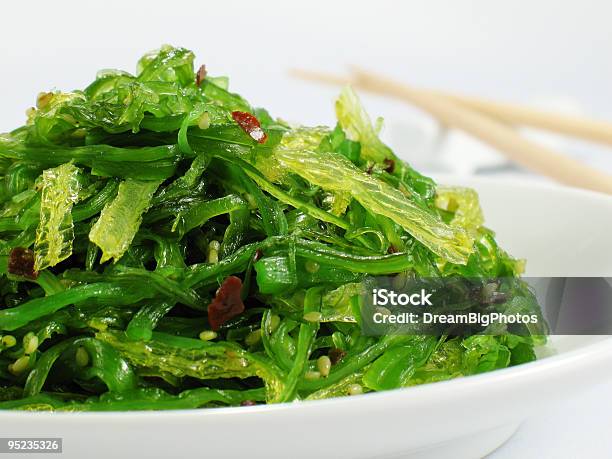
[0,46,544,411]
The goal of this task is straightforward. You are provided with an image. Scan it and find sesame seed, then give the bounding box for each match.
[197,112,210,130]
[245,329,262,346]
[304,261,320,273]
[316,356,331,377]
[348,384,363,396]
[304,370,321,380]
[23,332,39,355]
[9,356,30,375]
[208,240,220,264]
[2,335,17,348]
[199,330,218,341]
[75,347,89,367]
[303,311,322,322]
[249,127,265,142]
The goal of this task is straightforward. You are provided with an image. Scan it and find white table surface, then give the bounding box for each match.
[1,1,611,457]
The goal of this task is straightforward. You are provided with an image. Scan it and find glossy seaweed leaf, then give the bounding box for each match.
[89,179,161,263]
[275,148,474,264]
[34,163,81,270]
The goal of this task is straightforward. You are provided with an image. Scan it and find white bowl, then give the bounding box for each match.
[2,177,611,459]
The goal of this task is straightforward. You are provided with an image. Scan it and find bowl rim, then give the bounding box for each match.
[433,173,612,204]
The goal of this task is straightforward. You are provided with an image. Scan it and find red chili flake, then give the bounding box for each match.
[196,65,207,87]
[328,348,347,365]
[207,276,245,330]
[387,245,398,254]
[383,158,395,173]
[240,400,257,407]
[8,247,38,279]
[231,111,268,144]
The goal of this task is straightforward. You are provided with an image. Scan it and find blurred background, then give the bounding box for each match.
[1,1,611,457]
[2,0,612,177]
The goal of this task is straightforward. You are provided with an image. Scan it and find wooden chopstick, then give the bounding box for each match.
[428,91,612,146]
[290,68,612,195]
[290,68,612,146]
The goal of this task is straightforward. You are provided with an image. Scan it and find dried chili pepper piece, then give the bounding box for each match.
[383,158,395,173]
[231,111,268,144]
[8,247,38,279]
[328,348,347,365]
[196,65,207,87]
[207,276,245,330]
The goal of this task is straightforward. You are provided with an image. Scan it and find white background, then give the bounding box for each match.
[1,1,611,457]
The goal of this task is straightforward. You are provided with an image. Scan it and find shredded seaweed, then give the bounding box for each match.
[34,163,81,270]
[0,46,543,411]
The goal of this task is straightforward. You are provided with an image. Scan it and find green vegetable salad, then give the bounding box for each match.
[0,46,543,411]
